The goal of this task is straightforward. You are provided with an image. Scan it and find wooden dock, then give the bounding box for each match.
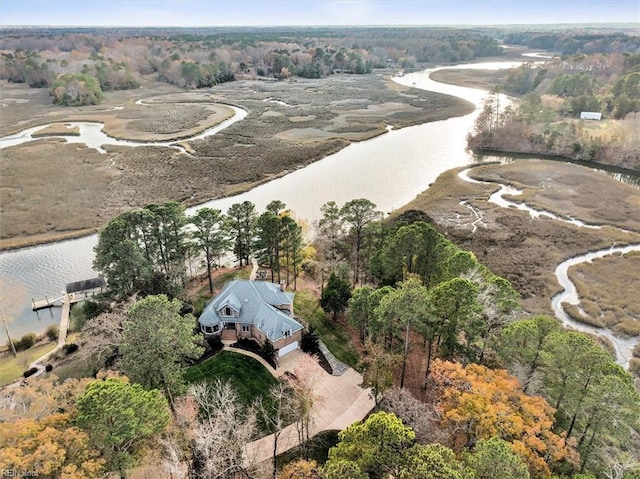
[32,295,64,311]
[58,294,71,347]
[32,291,98,311]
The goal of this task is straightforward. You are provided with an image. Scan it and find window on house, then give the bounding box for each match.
[213,324,219,332]
[284,330,291,337]
[242,325,251,332]
[224,307,232,316]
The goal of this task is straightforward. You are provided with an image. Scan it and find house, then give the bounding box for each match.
[580,111,602,120]
[198,279,303,357]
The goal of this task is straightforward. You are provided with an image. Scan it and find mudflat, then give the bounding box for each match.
[0,72,472,250]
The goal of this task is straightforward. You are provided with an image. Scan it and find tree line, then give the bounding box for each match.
[469,53,640,169]
[307,201,639,478]
[0,26,508,105]
[93,199,306,299]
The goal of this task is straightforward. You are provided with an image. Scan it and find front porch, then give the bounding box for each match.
[220,327,238,345]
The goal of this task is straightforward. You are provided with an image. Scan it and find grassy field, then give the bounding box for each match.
[294,289,359,368]
[0,341,56,386]
[184,350,278,405]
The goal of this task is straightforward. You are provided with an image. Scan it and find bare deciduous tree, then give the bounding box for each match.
[162,380,259,479]
[79,311,127,370]
[379,387,446,445]
[256,382,295,479]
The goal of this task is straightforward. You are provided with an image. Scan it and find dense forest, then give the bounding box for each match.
[469,52,640,170]
[503,31,640,55]
[2,198,638,478]
[1,26,507,105]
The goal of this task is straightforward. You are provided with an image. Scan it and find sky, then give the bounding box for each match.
[1,0,639,27]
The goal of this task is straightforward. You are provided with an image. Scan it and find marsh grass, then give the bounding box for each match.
[395,160,640,322]
[562,302,604,328]
[567,252,640,337]
[1,74,470,250]
[31,123,80,137]
[430,68,509,91]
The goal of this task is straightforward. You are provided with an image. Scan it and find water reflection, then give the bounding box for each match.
[475,152,640,189]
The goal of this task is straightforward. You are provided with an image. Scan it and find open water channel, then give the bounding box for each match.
[1,59,638,367]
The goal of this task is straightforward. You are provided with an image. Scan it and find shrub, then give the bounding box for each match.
[301,326,320,354]
[83,300,109,320]
[23,367,38,378]
[63,343,79,355]
[261,341,277,368]
[45,364,54,372]
[15,333,37,351]
[45,324,59,341]
[206,334,222,351]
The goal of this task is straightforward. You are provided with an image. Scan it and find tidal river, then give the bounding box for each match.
[1,59,636,368]
[1,60,521,342]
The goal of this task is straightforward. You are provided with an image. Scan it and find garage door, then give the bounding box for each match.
[279,341,299,357]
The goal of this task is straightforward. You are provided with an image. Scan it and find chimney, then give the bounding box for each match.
[279,281,285,292]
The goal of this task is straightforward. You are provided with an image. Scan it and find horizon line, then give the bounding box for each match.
[1,22,638,28]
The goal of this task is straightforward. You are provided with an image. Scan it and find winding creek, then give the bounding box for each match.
[1,59,638,368]
[0,106,247,154]
[458,168,640,367]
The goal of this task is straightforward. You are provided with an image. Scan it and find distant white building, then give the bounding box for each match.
[580,112,602,120]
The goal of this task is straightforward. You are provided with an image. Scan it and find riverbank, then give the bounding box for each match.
[472,144,640,174]
[429,68,509,91]
[0,72,472,250]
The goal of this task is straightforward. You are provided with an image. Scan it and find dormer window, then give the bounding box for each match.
[218,304,238,317]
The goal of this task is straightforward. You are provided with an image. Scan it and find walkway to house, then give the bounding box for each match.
[236,348,375,469]
[28,293,73,379]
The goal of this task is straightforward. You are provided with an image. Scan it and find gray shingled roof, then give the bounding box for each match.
[198,280,302,342]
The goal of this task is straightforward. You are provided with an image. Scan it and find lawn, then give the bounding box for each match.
[294,289,359,369]
[0,341,57,386]
[184,350,278,405]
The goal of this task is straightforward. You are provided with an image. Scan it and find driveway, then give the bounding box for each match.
[241,348,375,467]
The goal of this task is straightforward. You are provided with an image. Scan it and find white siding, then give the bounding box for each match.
[580,112,602,120]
